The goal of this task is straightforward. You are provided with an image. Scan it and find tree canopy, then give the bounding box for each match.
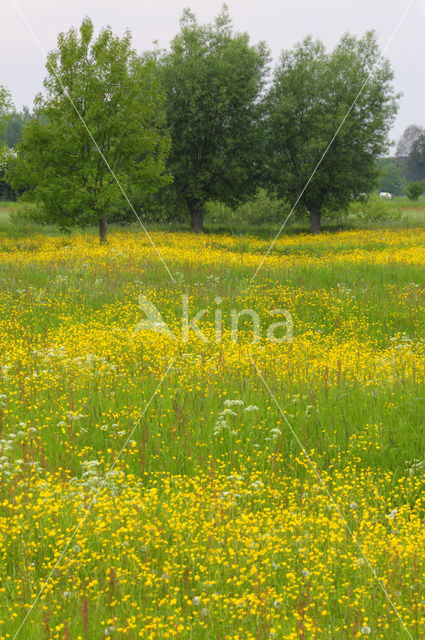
[266,32,399,233]
[406,133,425,182]
[9,17,170,242]
[0,86,14,140]
[2,12,405,235]
[160,7,270,232]
[0,106,31,148]
[378,158,405,195]
[396,124,424,158]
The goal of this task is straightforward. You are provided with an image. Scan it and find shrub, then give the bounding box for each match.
[9,202,48,227]
[205,189,290,227]
[406,181,425,201]
[347,193,402,223]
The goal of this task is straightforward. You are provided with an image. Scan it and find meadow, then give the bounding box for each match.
[1,207,425,639]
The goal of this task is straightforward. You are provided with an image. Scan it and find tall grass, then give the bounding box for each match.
[0,224,425,638]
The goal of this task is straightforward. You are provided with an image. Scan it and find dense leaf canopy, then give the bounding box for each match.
[9,17,170,241]
[160,7,270,231]
[266,32,399,232]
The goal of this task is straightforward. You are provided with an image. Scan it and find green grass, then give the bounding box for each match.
[3,195,425,240]
[0,216,425,638]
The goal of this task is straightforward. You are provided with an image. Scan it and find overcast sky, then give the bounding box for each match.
[1,0,424,148]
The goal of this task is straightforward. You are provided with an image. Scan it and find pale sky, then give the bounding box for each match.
[1,0,424,148]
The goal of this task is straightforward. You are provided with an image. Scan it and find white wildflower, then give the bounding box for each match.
[224,399,244,407]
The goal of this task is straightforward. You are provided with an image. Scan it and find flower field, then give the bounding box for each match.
[1,227,425,639]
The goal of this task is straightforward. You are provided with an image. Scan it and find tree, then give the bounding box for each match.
[0,86,13,136]
[0,86,15,201]
[9,17,170,242]
[0,146,16,200]
[0,106,32,148]
[160,6,270,232]
[406,180,424,201]
[396,124,424,158]
[266,32,399,233]
[378,158,405,195]
[406,133,425,182]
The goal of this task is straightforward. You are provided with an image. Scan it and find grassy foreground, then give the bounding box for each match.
[1,226,425,639]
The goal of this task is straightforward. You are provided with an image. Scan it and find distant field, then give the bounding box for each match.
[390,196,425,223]
[0,225,425,638]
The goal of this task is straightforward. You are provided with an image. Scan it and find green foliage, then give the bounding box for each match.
[266,32,399,233]
[348,193,401,223]
[406,134,425,182]
[8,201,48,226]
[0,86,13,137]
[8,17,171,242]
[206,188,289,227]
[0,106,31,148]
[0,86,15,200]
[377,158,405,195]
[406,180,425,201]
[0,146,16,201]
[160,6,270,231]
[396,124,424,160]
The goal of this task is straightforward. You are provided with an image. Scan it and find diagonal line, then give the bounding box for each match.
[12,358,175,640]
[10,0,175,285]
[250,0,415,285]
[250,356,415,640]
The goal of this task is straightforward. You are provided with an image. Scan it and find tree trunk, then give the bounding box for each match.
[191,209,203,233]
[99,212,108,244]
[309,206,321,234]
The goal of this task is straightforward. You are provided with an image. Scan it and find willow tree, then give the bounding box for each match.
[10,17,170,242]
[160,7,269,232]
[266,32,399,233]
